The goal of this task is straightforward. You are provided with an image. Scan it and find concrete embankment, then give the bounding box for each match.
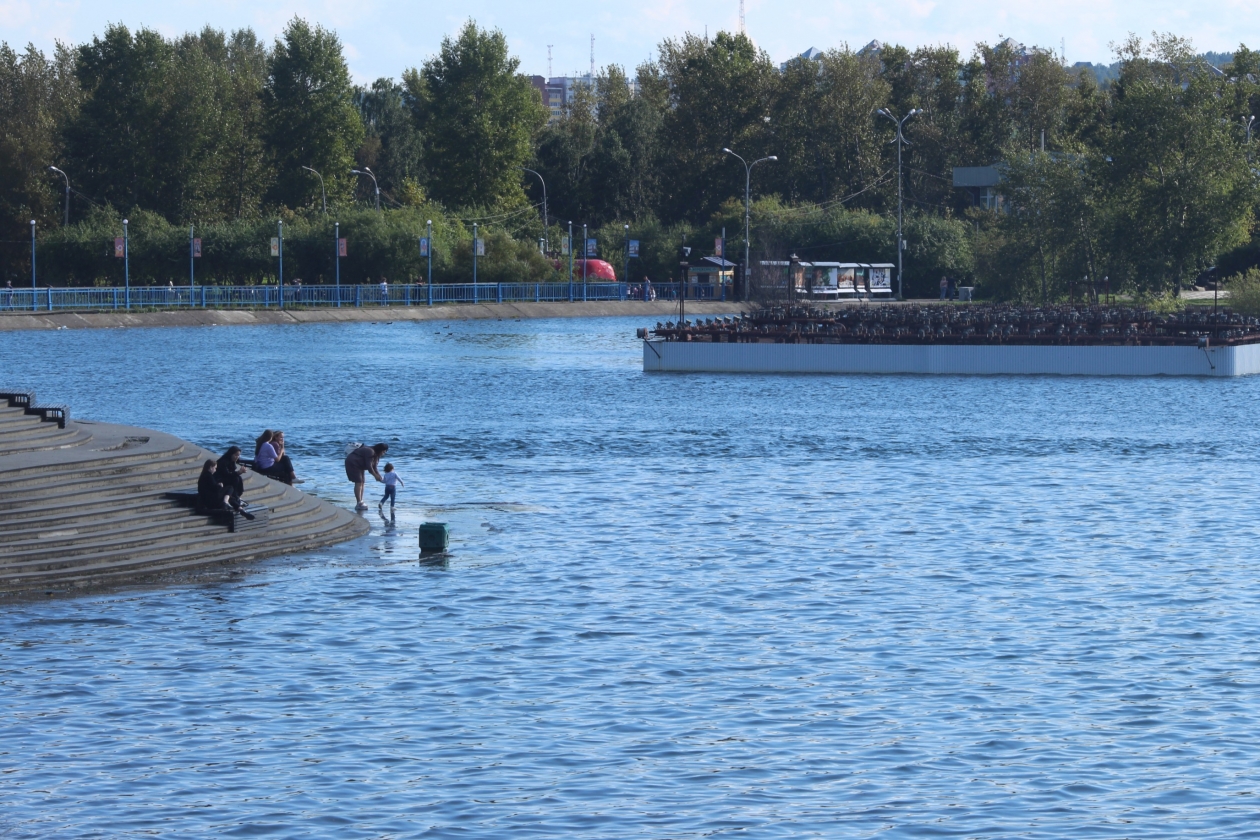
[0,398,368,596]
[0,300,751,332]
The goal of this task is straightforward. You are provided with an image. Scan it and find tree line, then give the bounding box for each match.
[0,21,1256,298]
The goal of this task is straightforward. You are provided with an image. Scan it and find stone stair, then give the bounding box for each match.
[0,400,368,594]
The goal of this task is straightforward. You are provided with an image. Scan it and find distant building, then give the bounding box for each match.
[780,46,824,72]
[953,165,1004,211]
[537,74,640,122]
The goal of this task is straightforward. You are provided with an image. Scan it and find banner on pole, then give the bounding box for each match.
[270,237,280,257]
[114,238,124,258]
[192,238,201,258]
[628,239,640,258]
[418,237,428,257]
[714,237,723,257]
[475,238,485,256]
[338,238,348,257]
[586,238,597,257]
[561,238,570,255]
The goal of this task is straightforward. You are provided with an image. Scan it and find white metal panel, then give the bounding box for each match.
[644,341,1254,377]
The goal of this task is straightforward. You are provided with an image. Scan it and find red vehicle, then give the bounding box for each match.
[551,258,618,281]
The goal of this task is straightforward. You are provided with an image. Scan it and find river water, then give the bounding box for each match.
[3,315,1260,838]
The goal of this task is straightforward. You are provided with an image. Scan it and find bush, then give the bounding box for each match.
[1226,267,1260,316]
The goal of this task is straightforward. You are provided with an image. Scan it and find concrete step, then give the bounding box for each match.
[0,482,324,567]
[0,473,289,526]
[0,481,299,550]
[0,445,201,492]
[0,436,190,480]
[0,425,90,454]
[3,511,365,590]
[0,408,368,593]
[0,456,213,508]
[1,497,348,578]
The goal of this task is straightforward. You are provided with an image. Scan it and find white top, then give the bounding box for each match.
[384,471,401,486]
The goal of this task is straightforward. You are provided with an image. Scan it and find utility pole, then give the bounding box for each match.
[473,222,479,285]
[335,221,341,306]
[426,219,433,288]
[877,108,921,300]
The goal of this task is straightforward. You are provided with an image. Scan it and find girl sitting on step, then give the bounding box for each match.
[198,460,254,520]
[253,430,297,485]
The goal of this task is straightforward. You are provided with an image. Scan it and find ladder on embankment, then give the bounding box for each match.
[0,396,368,595]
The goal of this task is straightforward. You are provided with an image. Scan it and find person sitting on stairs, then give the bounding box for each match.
[216,446,248,501]
[254,429,297,485]
[198,460,254,520]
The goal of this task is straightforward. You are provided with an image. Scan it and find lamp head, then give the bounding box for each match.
[722,147,733,154]
[123,218,128,225]
[350,169,361,174]
[769,155,779,161]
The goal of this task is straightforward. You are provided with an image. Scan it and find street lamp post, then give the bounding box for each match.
[277,220,284,309]
[1245,115,1256,162]
[473,222,479,285]
[302,166,327,214]
[334,221,341,306]
[48,166,70,227]
[877,108,921,300]
[582,223,588,292]
[350,167,380,212]
[623,223,630,289]
[123,218,130,309]
[521,167,548,253]
[29,220,35,310]
[722,148,777,301]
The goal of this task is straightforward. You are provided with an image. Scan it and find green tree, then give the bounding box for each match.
[263,19,362,212]
[404,21,545,210]
[1104,36,1255,293]
[65,25,173,214]
[0,42,80,237]
[655,31,777,224]
[355,78,426,203]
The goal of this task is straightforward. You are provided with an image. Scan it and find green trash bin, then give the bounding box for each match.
[419,522,449,554]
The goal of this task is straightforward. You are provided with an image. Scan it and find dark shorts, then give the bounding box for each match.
[346,465,365,483]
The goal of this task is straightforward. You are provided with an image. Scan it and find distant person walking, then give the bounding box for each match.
[3,280,12,309]
[379,463,404,511]
[939,276,948,301]
[345,442,388,511]
[380,277,389,305]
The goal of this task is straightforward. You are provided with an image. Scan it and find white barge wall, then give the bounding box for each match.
[642,340,1260,377]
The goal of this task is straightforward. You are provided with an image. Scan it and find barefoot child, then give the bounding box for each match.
[380,463,403,510]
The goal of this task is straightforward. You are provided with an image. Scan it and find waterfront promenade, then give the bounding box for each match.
[0,299,749,331]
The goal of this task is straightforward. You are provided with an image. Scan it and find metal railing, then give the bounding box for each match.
[0,281,730,313]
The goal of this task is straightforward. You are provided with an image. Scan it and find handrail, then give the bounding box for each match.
[0,282,733,314]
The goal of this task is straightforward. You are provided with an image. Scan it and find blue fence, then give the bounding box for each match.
[0,281,729,313]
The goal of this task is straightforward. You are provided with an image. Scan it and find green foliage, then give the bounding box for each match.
[4,22,1260,300]
[0,42,79,237]
[405,21,545,210]
[264,19,363,212]
[1226,267,1260,316]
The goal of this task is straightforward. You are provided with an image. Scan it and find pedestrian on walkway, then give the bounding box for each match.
[939,276,948,300]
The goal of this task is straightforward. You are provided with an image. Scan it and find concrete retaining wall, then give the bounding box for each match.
[642,340,1260,377]
[0,300,750,332]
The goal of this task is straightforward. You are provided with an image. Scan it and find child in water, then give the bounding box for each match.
[380,463,404,510]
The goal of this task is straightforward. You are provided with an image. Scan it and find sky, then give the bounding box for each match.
[4,0,1257,83]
